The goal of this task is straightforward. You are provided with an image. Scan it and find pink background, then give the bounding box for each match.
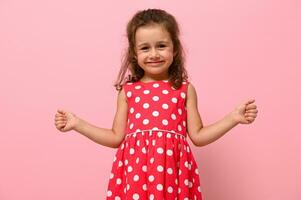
[0,0,300,199]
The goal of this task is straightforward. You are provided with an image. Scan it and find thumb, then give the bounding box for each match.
[57,109,66,115]
[245,99,255,105]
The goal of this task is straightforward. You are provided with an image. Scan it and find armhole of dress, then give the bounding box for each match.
[122,83,129,103]
[184,81,190,108]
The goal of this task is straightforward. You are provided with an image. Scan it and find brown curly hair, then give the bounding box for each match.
[114,8,188,91]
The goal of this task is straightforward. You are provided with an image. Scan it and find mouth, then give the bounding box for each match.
[146,61,164,65]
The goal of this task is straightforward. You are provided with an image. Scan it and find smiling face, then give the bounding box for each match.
[134,23,175,81]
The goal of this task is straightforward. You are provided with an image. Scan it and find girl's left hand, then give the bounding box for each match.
[231,99,258,124]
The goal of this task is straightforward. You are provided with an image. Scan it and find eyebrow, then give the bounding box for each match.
[137,41,169,48]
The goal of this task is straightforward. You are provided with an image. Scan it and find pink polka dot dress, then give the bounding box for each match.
[106,80,203,200]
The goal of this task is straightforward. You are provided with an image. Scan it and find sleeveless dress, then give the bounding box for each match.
[106,80,203,200]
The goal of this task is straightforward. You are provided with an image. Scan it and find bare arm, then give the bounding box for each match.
[186,83,257,147]
[55,87,128,148]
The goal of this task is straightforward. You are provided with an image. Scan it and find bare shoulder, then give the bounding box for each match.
[187,82,198,103]
[117,86,127,103]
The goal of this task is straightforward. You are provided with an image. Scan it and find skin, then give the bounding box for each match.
[54,23,258,148]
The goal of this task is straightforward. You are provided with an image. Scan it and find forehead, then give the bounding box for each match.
[135,24,172,46]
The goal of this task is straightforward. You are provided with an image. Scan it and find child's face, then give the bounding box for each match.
[134,24,174,80]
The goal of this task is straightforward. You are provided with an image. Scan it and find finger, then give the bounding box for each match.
[246,104,257,110]
[57,109,66,115]
[246,109,258,114]
[57,124,66,130]
[244,99,255,105]
[245,113,257,118]
[55,117,65,121]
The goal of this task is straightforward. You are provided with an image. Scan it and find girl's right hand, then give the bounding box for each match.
[54,109,78,132]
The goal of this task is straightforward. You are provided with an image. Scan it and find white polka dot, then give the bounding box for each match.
[162,103,169,109]
[157,165,164,172]
[156,184,163,191]
[152,140,156,146]
[142,184,147,191]
[143,90,150,94]
[189,181,193,188]
[148,175,155,182]
[110,173,114,179]
[149,194,154,200]
[171,114,176,120]
[150,157,154,164]
[143,103,150,109]
[178,108,182,115]
[171,97,178,103]
[107,190,112,197]
[135,96,140,103]
[133,174,139,182]
[167,168,173,175]
[167,186,173,193]
[179,169,182,175]
[116,178,122,185]
[143,119,149,125]
[118,161,123,167]
[142,165,147,172]
[130,148,135,154]
[157,147,164,154]
[152,96,159,101]
[175,178,178,185]
[184,179,189,186]
[130,123,134,129]
[162,119,168,126]
[130,107,134,113]
[178,125,182,131]
[162,89,169,94]
[152,111,159,117]
[135,85,141,89]
[133,193,139,200]
[166,133,171,138]
[157,132,163,137]
[115,196,121,200]
[195,168,199,175]
[181,92,186,99]
[198,186,202,192]
[152,127,159,130]
[185,161,189,168]
[126,91,132,97]
[135,113,141,119]
[142,147,147,154]
[124,159,128,165]
[167,149,173,156]
[127,166,133,173]
[153,83,159,88]
[178,188,181,194]
[136,157,139,164]
[183,121,186,127]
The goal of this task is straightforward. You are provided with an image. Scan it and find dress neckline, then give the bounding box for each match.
[138,79,170,84]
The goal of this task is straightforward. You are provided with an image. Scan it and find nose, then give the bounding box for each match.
[149,48,159,58]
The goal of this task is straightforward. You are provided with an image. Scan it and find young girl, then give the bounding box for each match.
[54,8,258,200]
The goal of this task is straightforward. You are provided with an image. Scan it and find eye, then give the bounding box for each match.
[158,44,166,48]
[141,47,148,50]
